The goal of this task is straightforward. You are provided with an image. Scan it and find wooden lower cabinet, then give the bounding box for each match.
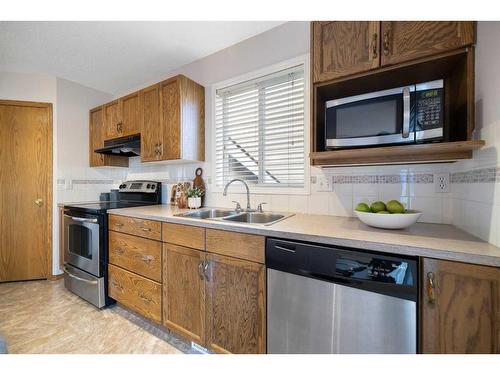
[162,243,206,344]
[205,253,266,354]
[421,258,500,353]
[109,231,162,282]
[108,264,162,323]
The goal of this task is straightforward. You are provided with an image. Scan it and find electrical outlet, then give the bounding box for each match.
[434,173,450,193]
[316,175,332,192]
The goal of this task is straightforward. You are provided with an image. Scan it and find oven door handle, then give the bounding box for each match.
[63,266,98,285]
[64,214,98,223]
[402,86,411,138]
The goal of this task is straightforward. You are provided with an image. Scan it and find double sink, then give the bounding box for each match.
[175,208,293,226]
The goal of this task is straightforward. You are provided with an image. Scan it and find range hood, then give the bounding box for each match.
[95,134,140,157]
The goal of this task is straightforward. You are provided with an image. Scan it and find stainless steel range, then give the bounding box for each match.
[63,180,161,308]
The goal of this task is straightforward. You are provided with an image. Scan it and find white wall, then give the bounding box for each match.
[0,71,125,274]
[450,21,500,247]
[122,21,454,225]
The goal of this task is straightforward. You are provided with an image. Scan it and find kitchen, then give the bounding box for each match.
[0,2,499,372]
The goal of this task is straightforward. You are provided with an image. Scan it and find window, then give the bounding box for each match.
[215,64,305,189]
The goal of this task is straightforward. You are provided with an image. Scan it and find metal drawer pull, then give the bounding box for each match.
[427,272,436,304]
[114,223,124,227]
[64,267,98,285]
[111,280,123,290]
[139,294,152,303]
[115,248,125,255]
[141,227,151,232]
[141,255,154,263]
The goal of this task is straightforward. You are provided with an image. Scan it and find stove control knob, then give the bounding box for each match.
[119,184,126,189]
[151,184,156,190]
[146,184,151,189]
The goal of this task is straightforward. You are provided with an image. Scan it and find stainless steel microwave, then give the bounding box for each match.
[325,80,444,149]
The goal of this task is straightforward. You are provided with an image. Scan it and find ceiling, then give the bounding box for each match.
[0,21,283,94]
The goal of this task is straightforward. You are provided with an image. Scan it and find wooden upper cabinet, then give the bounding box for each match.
[141,75,205,162]
[140,84,161,162]
[421,258,500,354]
[89,106,105,167]
[163,244,206,345]
[121,91,140,136]
[160,77,181,160]
[381,21,475,66]
[104,100,121,140]
[205,253,266,354]
[89,106,128,167]
[312,21,380,83]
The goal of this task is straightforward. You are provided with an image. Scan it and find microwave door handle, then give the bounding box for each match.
[402,87,411,138]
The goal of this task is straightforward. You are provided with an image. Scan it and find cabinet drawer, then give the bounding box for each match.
[108,264,162,323]
[109,231,162,282]
[162,222,205,250]
[109,215,161,240]
[206,229,265,263]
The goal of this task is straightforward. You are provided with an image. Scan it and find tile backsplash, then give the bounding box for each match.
[205,164,454,224]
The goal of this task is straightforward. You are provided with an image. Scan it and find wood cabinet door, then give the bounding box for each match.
[205,253,266,354]
[312,21,380,83]
[89,106,105,167]
[121,92,140,136]
[140,84,162,162]
[381,22,475,66]
[104,100,121,140]
[163,244,206,345]
[160,78,181,160]
[421,258,500,353]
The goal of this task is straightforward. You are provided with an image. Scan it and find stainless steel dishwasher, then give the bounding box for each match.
[266,238,418,354]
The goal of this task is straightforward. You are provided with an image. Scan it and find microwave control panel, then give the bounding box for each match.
[416,88,444,131]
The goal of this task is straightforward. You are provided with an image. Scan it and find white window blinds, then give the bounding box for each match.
[215,65,305,188]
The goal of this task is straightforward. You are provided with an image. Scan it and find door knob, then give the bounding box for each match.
[34,198,43,207]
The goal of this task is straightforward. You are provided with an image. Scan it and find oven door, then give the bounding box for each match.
[325,86,415,148]
[64,212,101,277]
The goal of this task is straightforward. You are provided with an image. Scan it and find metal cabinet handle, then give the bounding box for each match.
[383,31,390,56]
[203,261,210,281]
[34,198,43,207]
[115,248,125,255]
[427,272,436,304]
[114,223,124,227]
[371,32,378,58]
[141,255,154,263]
[141,227,151,232]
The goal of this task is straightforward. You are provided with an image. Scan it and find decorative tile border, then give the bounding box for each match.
[331,173,434,184]
[451,167,500,184]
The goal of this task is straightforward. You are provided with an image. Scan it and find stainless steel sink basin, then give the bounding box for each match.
[175,208,293,226]
[176,208,238,219]
[222,212,290,225]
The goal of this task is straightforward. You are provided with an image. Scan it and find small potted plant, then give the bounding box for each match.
[186,186,204,209]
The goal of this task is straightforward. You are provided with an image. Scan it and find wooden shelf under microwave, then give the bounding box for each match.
[310,140,485,167]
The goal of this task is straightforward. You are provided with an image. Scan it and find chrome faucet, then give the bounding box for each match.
[223,178,253,212]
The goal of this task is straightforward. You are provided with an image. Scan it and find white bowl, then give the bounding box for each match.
[354,210,422,229]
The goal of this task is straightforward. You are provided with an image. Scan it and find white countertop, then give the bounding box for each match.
[105,204,500,267]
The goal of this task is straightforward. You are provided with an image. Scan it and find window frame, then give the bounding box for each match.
[210,54,310,195]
